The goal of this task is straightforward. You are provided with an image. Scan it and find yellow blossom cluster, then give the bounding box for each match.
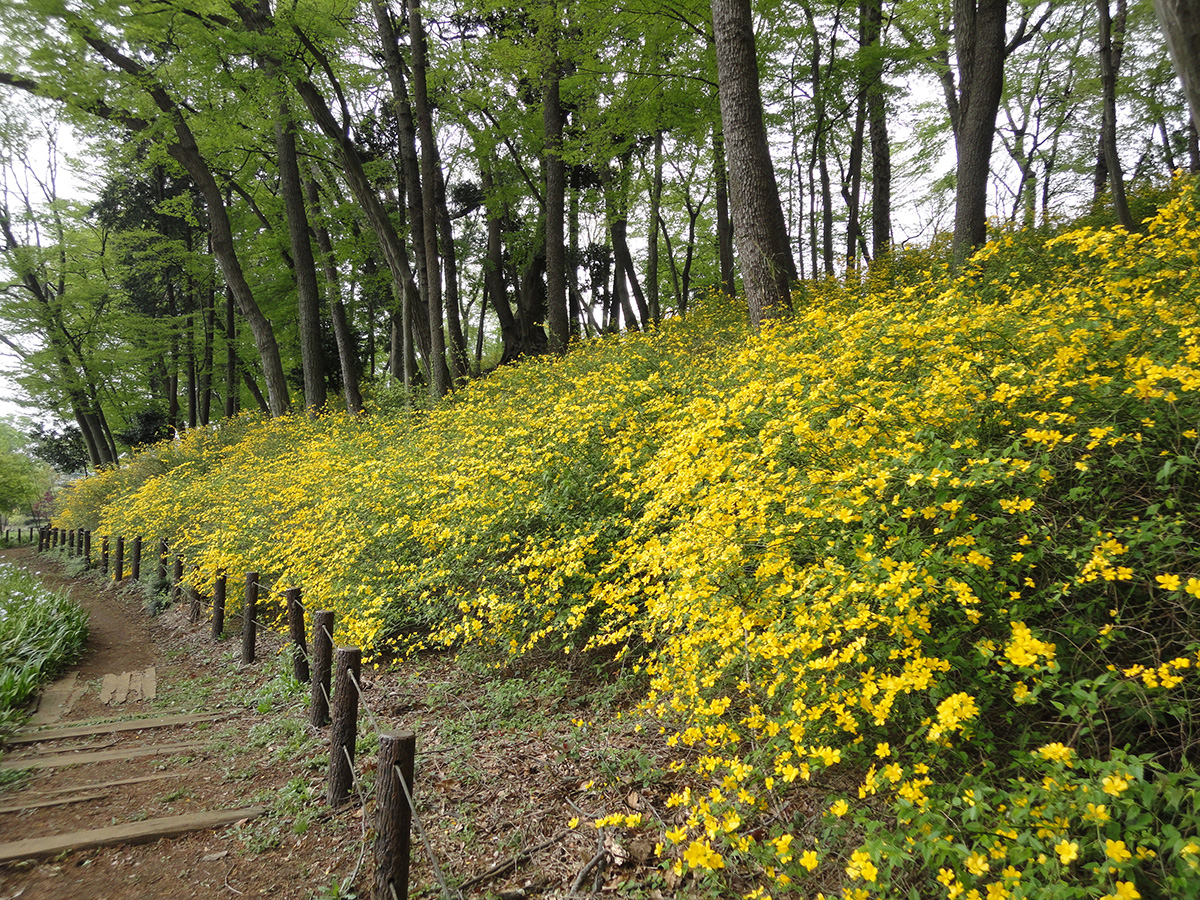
[53,182,1200,897]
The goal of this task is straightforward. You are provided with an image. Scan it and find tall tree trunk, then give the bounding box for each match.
[648,132,663,323]
[275,93,327,411]
[712,128,737,296]
[1097,0,1135,228]
[200,280,214,425]
[408,0,451,395]
[861,0,891,257]
[710,0,797,325]
[370,0,431,323]
[482,167,521,364]
[950,0,1008,270]
[304,174,363,413]
[544,58,570,353]
[225,287,238,418]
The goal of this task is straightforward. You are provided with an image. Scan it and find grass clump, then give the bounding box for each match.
[0,562,88,734]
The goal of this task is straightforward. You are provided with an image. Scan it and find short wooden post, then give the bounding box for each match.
[241,572,259,664]
[212,572,227,639]
[69,529,76,555]
[36,527,44,552]
[285,588,310,684]
[114,536,125,581]
[373,730,416,900]
[327,647,362,807]
[311,610,335,727]
[100,536,109,573]
[83,530,92,568]
[157,539,168,585]
[131,535,142,581]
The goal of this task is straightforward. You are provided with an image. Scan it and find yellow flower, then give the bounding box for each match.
[1105,840,1132,863]
[965,852,990,876]
[1156,573,1182,591]
[1102,774,1131,796]
[830,799,849,817]
[1099,882,1141,900]
[682,840,724,870]
[799,849,818,871]
[1055,841,1079,865]
[1035,742,1074,766]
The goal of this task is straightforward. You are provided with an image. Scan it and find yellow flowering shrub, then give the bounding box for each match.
[55,180,1200,897]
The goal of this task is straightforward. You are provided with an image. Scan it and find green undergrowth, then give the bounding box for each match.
[0,562,88,738]
[56,181,1200,898]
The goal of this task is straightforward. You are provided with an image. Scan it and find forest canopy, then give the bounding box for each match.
[0,0,1197,445]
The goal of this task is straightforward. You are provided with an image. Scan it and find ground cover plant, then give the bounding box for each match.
[0,562,88,735]
[56,181,1200,899]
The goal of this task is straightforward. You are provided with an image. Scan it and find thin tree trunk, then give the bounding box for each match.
[543,58,570,353]
[1097,0,1135,228]
[712,128,736,296]
[648,132,662,323]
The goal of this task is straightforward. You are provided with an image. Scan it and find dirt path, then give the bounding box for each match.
[0,547,357,900]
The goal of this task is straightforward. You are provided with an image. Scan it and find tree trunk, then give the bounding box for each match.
[1097,0,1134,228]
[543,59,570,353]
[275,93,327,411]
[711,0,797,324]
[304,174,363,413]
[950,0,1008,270]
[1153,0,1200,135]
[862,0,891,257]
[224,287,238,418]
[648,132,662,323]
[712,128,737,296]
[408,0,451,395]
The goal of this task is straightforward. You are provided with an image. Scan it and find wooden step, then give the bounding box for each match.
[0,807,267,862]
[0,741,207,770]
[8,712,228,745]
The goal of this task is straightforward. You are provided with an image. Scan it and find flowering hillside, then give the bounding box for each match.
[57,184,1200,899]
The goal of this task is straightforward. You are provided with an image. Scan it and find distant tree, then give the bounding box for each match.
[28,423,89,475]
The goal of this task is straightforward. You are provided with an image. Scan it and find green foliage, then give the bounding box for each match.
[0,562,87,735]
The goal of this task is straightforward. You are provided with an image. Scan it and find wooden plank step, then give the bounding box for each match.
[0,807,267,862]
[0,741,207,770]
[8,712,228,745]
[0,791,109,814]
[30,772,180,797]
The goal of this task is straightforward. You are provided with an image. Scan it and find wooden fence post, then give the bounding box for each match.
[285,587,310,684]
[242,572,259,664]
[213,572,227,639]
[68,529,75,556]
[131,536,142,581]
[100,536,108,573]
[83,530,91,568]
[373,731,416,900]
[327,647,362,807]
[311,610,335,727]
[114,536,125,581]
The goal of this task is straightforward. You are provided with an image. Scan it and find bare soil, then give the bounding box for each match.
[0,546,685,900]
